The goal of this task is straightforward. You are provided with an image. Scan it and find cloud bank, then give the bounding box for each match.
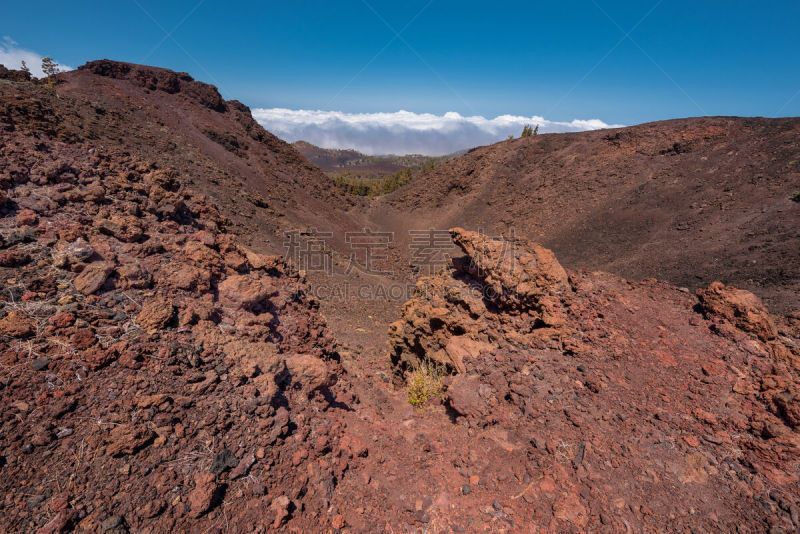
[0,36,73,78]
[252,108,622,155]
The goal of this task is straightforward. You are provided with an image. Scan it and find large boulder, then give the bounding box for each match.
[696,281,778,342]
[450,227,568,311]
[390,229,570,378]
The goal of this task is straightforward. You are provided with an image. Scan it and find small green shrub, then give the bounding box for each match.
[521,124,540,137]
[792,191,800,203]
[406,359,443,408]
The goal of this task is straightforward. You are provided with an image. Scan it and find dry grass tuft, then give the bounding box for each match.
[406,358,444,408]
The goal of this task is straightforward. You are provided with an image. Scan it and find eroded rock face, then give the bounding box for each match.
[389,228,570,378]
[450,227,568,311]
[697,281,779,341]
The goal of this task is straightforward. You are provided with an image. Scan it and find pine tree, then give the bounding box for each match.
[41,57,59,87]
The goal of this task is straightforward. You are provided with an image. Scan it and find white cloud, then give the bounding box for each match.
[252,108,623,155]
[0,36,73,78]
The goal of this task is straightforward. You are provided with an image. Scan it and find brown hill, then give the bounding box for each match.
[2,62,800,532]
[2,59,366,255]
[381,117,800,313]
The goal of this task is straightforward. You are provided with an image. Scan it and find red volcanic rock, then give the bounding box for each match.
[16,209,39,227]
[105,424,155,457]
[156,262,209,291]
[450,227,569,310]
[697,281,779,341]
[73,261,114,294]
[69,328,97,350]
[445,375,487,420]
[390,229,569,376]
[48,312,76,329]
[96,215,144,243]
[282,353,335,397]
[136,295,175,332]
[0,249,31,267]
[0,311,36,338]
[52,238,95,267]
[242,248,282,271]
[217,273,276,311]
[188,472,219,518]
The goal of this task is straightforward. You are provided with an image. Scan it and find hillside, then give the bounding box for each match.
[1,62,800,532]
[2,60,366,255]
[380,117,800,313]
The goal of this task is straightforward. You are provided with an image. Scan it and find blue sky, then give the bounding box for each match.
[3,1,800,153]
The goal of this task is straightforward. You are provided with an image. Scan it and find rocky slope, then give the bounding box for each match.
[380,117,800,314]
[2,60,366,256]
[383,229,800,532]
[2,62,800,532]
[0,118,363,532]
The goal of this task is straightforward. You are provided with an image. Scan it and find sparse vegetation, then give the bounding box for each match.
[41,57,59,87]
[331,158,440,197]
[334,168,414,196]
[521,125,533,138]
[792,191,800,203]
[19,60,31,76]
[406,358,443,407]
[521,124,539,137]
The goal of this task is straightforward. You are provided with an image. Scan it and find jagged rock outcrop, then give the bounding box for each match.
[389,228,570,377]
[79,60,227,112]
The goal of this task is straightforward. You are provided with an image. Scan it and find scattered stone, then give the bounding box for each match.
[73,261,114,294]
[106,424,155,457]
[99,515,128,534]
[31,358,50,371]
[217,273,276,311]
[553,493,588,527]
[210,448,238,475]
[188,472,220,518]
[16,209,39,227]
[230,452,255,480]
[0,249,32,267]
[270,495,292,528]
[136,295,175,332]
[0,311,36,338]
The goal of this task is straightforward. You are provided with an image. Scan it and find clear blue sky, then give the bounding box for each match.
[3,1,800,124]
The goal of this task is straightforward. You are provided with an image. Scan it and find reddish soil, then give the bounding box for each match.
[1,62,800,533]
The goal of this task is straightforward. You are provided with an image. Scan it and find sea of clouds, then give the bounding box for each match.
[252,108,622,155]
[0,37,72,78]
